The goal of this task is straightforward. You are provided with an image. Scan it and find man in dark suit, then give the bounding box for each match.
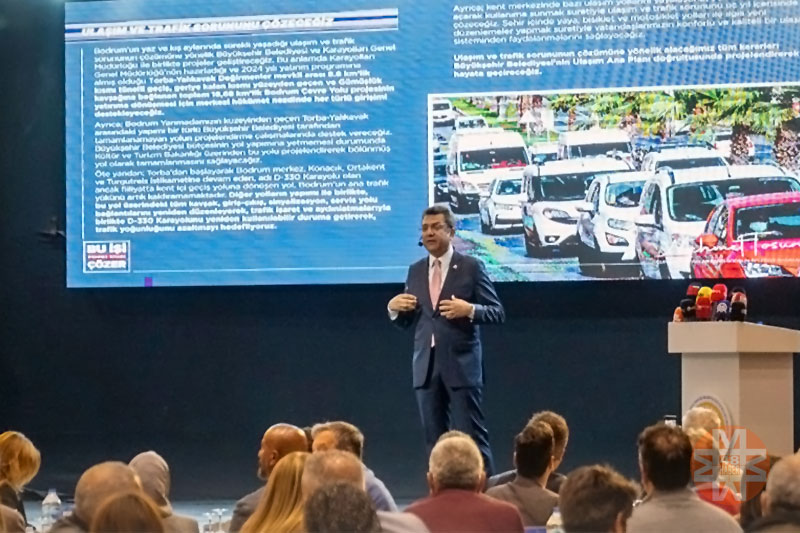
[406,431,523,533]
[388,205,504,474]
[486,410,569,493]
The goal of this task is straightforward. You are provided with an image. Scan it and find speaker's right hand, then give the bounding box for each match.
[388,293,417,312]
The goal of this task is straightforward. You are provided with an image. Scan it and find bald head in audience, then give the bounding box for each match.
[301,449,365,496]
[74,462,141,525]
[762,454,800,515]
[427,431,485,494]
[257,424,308,479]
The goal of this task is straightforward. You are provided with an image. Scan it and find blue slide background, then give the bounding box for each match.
[65,0,800,287]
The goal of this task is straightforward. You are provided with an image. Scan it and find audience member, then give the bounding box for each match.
[485,421,558,527]
[683,407,742,487]
[129,451,199,533]
[406,431,523,533]
[682,407,722,436]
[89,491,165,533]
[0,431,41,524]
[0,504,25,533]
[302,451,429,533]
[746,454,800,532]
[627,424,741,533]
[304,482,381,533]
[51,462,141,533]
[229,423,308,533]
[739,455,782,530]
[240,452,308,533]
[312,421,398,512]
[685,428,740,516]
[486,411,569,493]
[559,465,638,533]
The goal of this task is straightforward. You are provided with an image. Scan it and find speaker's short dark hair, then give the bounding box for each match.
[304,482,380,533]
[422,205,455,229]
[638,424,692,491]
[559,465,637,532]
[515,421,554,479]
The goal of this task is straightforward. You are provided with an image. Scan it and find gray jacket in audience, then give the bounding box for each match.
[365,466,398,512]
[627,488,742,533]
[228,486,264,533]
[485,475,558,527]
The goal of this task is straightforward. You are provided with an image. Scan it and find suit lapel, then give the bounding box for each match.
[438,251,461,305]
[418,258,433,312]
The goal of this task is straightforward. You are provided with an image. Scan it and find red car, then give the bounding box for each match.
[691,192,800,278]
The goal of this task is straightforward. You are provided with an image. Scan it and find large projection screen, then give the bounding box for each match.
[65,0,800,287]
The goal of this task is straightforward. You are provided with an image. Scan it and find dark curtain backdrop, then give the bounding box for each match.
[1,0,798,500]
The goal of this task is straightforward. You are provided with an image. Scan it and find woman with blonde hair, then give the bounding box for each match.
[0,431,41,525]
[241,451,309,533]
[89,491,165,533]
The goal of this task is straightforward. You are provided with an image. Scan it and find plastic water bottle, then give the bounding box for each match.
[546,506,564,533]
[40,489,61,532]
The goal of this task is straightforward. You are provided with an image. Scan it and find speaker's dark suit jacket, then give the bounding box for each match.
[393,251,504,388]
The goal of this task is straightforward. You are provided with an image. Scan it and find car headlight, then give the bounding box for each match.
[743,261,789,278]
[606,233,629,246]
[543,208,571,220]
[607,218,633,231]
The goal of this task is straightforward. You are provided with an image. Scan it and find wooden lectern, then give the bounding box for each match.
[668,322,799,456]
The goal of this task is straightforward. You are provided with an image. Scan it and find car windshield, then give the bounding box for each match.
[668,178,800,222]
[460,147,528,171]
[569,142,630,157]
[458,118,486,129]
[496,179,522,195]
[655,157,725,170]
[538,173,595,201]
[433,102,450,111]
[531,151,558,162]
[605,181,645,207]
[735,202,800,240]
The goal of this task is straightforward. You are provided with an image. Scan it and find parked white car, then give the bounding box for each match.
[576,171,649,276]
[558,129,633,162]
[633,164,794,279]
[521,157,633,257]
[431,98,456,127]
[479,177,524,234]
[447,129,530,213]
[640,146,727,172]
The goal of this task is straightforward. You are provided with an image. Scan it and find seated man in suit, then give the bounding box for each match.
[407,431,523,533]
[311,421,398,512]
[559,465,638,533]
[485,421,558,527]
[229,423,308,533]
[486,410,569,494]
[302,450,429,533]
[50,462,141,533]
[627,424,740,533]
